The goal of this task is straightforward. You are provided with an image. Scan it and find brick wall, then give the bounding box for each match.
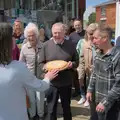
[96,3,116,29]
[78,0,86,20]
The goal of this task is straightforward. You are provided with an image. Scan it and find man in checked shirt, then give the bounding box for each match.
[86,24,120,120]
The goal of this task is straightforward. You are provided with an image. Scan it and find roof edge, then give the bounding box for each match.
[94,0,116,8]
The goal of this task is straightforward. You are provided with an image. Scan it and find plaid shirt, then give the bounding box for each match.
[88,46,120,109]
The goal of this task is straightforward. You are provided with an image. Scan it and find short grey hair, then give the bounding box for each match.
[24,22,39,39]
[52,22,65,33]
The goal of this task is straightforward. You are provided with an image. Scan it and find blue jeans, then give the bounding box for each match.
[80,86,86,98]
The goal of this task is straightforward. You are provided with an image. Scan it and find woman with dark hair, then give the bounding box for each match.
[0,23,58,120]
[39,27,49,43]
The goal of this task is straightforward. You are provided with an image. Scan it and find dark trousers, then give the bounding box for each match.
[90,101,120,120]
[45,85,72,120]
[72,69,80,92]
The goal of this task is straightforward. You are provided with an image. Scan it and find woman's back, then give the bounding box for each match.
[0,22,58,120]
[0,61,29,120]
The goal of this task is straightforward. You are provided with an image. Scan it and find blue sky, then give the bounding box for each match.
[86,0,109,8]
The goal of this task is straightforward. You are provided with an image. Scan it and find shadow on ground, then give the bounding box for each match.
[57,103,90,119]
[71,106,90,117]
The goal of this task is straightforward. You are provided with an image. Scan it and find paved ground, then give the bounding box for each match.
[57,97,90,120]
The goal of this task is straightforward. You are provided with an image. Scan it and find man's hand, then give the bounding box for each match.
[44,70,59,80]
[67,61,73,69]
[86,92,92,102]
[96,102,105,113]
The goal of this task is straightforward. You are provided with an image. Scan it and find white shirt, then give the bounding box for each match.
[0,61,50,120]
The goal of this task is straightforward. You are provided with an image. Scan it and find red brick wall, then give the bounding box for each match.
[96,3,116,29]
[78,0,86,20]
[106,4,116,29]
[96,7,101,22]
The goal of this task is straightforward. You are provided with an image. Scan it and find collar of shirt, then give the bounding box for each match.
[51,37,64,45]
[27,41,42,49]
[64,36,69,40]
[76,30,82,33]
[99,47,114,58]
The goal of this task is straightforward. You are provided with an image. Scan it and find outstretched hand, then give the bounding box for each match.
[44,70,59,80]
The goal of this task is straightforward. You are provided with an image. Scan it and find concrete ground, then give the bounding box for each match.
[57,97,90,120]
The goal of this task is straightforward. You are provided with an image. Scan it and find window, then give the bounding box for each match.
[101,6,106,16]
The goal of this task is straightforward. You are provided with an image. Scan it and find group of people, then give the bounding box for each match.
[0,17,120,120]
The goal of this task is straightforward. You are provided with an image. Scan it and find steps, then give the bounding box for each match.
[57,99,90,120]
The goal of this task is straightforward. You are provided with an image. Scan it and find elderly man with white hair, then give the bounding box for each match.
[19,22,44,120]
[39,22,79,120]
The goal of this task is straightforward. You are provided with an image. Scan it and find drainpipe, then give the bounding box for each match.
[15,0,20,17]
[72,0,75,18]
[16,0,20,9]
[76,0,78,18]
[65,0,67,23]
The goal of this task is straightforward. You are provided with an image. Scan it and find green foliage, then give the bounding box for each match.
[88,12,96,25]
